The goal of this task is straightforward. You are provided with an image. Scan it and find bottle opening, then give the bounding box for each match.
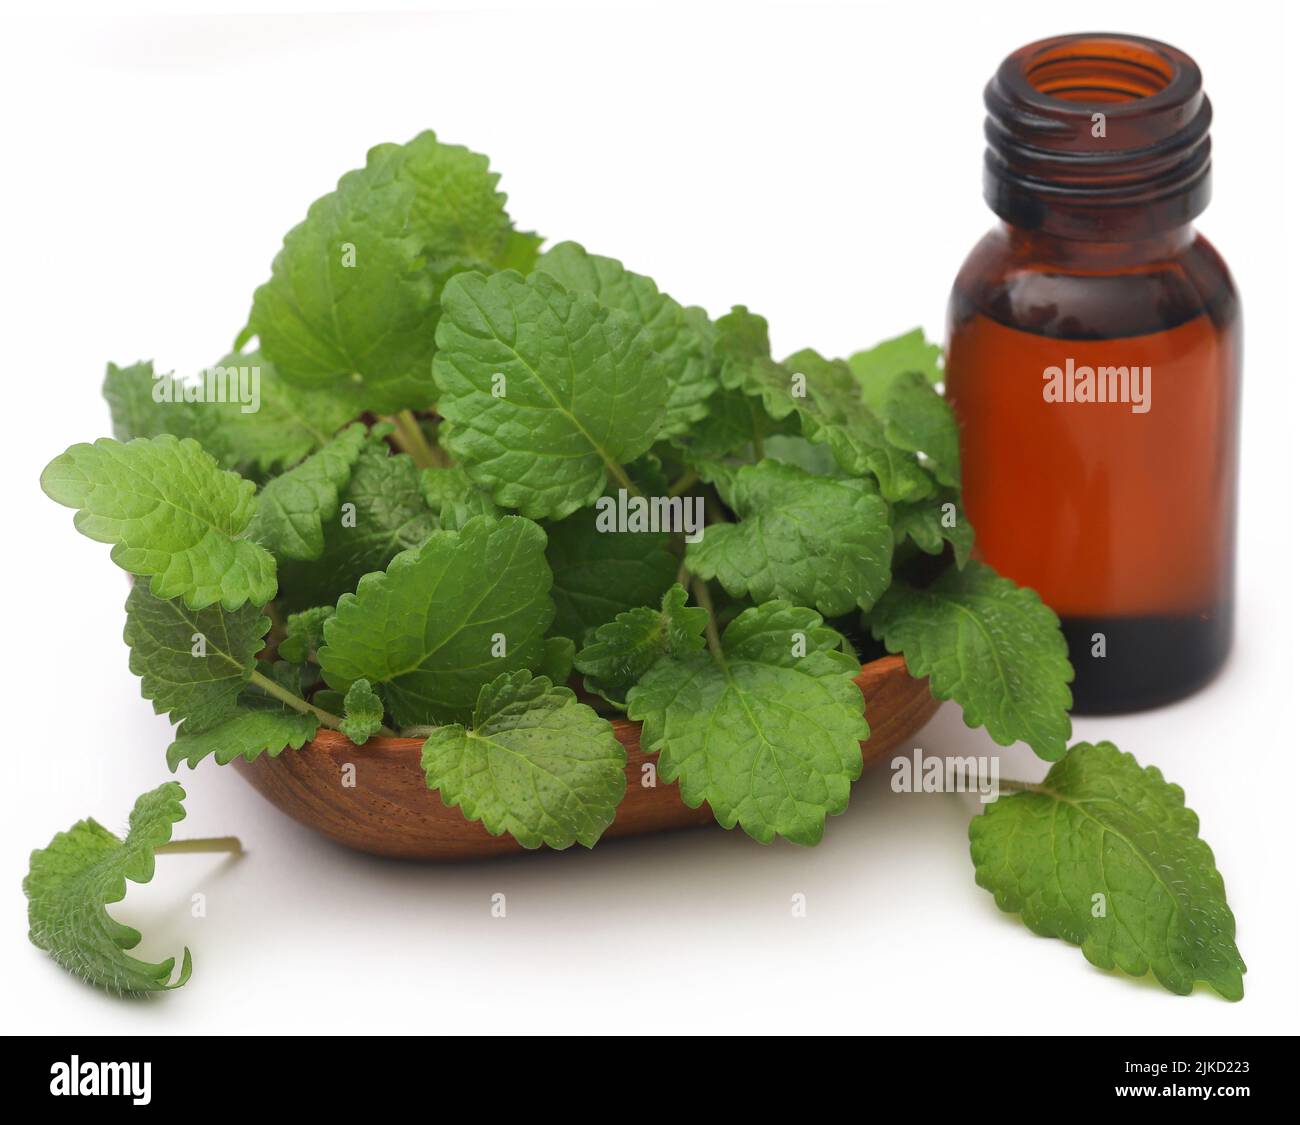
[1025,37,1173,103]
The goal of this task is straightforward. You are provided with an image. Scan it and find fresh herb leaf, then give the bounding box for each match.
[575,583,708,704]
[167,709,318,770]
[433,269,667,519]
[318,515,554,725]
[627,600,868,845]
[971,742,1245,1000]
[869,562,1073,760]
[339,679,385,745]
[278,605,335,663]
[24,782,193,993]
[41,435,277,610]
[686,460,894,616]
[244,423,370,561]
[540,635,576,685]
[420,670,626,849]
[847,327,944,389]
[890,488,974,567]
[419,464,500,530]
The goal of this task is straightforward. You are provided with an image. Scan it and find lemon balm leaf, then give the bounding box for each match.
[339,679,386,745]
[971,742,1246,1000]
[24,782,194,994]
[318,515,554,725]
[868,562,1073,760]
[627,601,868,845]
[40,435,278,611]
[420,671,626,849]
[433,269,668,519]
[166,708,318,770]
[686,460,894,616]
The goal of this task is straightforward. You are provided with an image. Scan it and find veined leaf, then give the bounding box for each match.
[339,679,385,745]
[167,708,318,770]
[891,488,973,567]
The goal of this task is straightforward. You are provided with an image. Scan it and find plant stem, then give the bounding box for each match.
[246,670,397,738]
[390,409,439,469]
[691,578,725,662]
[748,401,766,460]
[667,470,699,497]
[606,459,644,498]
[155,837,243,856]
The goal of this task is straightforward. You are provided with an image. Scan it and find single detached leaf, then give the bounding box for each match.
[536,241,716,437]
[41,435,277,611]
[419,464,500,530]
[318,515,554,725]
[891,489,973,568]
[340,679,385,745]
[869,562,1073,760]
[124,584,270,731]
[433,269,667,519]
[248,142,439,414]
[244,423,369,561]
[24,782,193,993]
[971,742,1245,1000]
[278,605,335,663]
[420,670,626,849]
[686,461,893,616]
[276,443,436,613]
[627,601,868,845]
[575,584,708,704]
[167,708,318,770]
[544,506,678,643]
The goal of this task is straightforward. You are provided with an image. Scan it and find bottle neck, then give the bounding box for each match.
[983,33,1212,241]
[1001,221,1196,268]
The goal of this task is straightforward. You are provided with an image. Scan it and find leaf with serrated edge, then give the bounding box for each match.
[124,585,270,731]
[575,584,708,704]
[869,562,1073,760]
[244,423,369,561]
[891,489,973,568]
[278,605,335,663]
[318,515,554,725]
[627,601,868,845]
[167,709,318,770]
[340,679,385,745]
[41,435,277,611]
[419,464,500,530]
[971,741,1245,1000]
[847,328,944,389]
[24,782,193,993]
[433,270,667,519]
[536,241,716,438]
[687,461,893,616]
[420,671,626,849]
[540,635,576,685]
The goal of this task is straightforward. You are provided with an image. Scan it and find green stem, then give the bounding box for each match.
[606,459,643,498]
[155,836,243,856]
[667,470,699,498]
[246,670,396,738]
[748,401,766,460]
[390,409,439,469]
[690,578,725,662]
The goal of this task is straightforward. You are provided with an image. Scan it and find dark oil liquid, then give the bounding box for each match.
[946,237,1241,713]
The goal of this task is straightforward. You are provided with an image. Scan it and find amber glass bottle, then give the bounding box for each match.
[946,33,1241,713]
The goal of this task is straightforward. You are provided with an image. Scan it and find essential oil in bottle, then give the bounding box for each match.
[945,33,1241,713]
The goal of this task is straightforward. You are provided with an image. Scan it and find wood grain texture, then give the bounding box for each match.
[234,654,940,860]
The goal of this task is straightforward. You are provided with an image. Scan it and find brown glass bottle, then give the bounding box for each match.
[946,33,1242,713]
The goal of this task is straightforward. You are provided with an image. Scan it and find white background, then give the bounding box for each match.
[2,0,1296,1035]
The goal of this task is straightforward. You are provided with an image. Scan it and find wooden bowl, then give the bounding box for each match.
[234,655,939,859]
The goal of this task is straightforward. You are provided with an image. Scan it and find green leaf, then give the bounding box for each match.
[103,354,359,474]
[847,327,944,388]
[686,461,893,616]
[971,742,1245,1000]
[540,635,576,685]
[433,269,667,519]
[24,782,193,993]
[318,515,554,725]
[244,423,369,561]
[869,562,1073,760]
[627,600,868,845]
[124,585,269,731]
[784,348,936,502]
[575,584,708,704]
[535,241,716,437]
[276,443,437,613]
[340,679,385,745]
[419,464,500,530]
[891,489,973,567]
[41,435,277,611]
[544,506,678,643]
[248,142,439,414]
[714,306,802,423]
[278,605,335,663]
[420,670,626,849]
[167,708,318,770]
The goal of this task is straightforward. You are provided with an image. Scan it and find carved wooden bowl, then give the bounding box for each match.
[235,655,939,859]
